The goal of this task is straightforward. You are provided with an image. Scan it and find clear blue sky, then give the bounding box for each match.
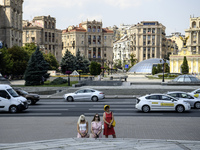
[23,0,200,35]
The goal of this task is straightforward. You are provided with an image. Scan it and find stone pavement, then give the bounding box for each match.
[0,138,200,150]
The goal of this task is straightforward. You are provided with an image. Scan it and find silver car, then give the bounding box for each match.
[63,88,105,102]
[166,91,200,108]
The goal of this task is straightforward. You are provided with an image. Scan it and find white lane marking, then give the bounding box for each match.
[93,105,135,108]
[27,109,69,111]
[30,105,76,108]
[0,113,62,116]
[89,109,134,111]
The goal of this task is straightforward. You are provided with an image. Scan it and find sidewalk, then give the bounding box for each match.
[0,138,200,150]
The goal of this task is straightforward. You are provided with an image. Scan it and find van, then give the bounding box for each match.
[0,84,28,113]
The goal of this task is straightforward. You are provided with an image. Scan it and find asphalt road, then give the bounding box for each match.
[0,98,200,117]
[0,98,200,143]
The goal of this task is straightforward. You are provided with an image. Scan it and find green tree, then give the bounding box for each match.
[157,64,162,73]
[24,47,49,86]
[0,47,14,75]
[89,61,101,75]
[181,56,189,74]
[165,63,170,73]
[23,43,37,57]
[130,53,137,66]
[152,66,157,75]
[75,49,90,73]
[43,53,59,71]
[60,50,76,73]
[7,46,29,76]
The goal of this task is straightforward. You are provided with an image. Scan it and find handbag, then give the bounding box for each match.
[112,119,116,127]
[111,112,116,127]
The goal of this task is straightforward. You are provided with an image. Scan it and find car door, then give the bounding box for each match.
[73,90,85,100]
[160,95,176,110]
[84,89,93,100]
[0,90,11,111]
[146,95,162,110]
[179,93,196,107]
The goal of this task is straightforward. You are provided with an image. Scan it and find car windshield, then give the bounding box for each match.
[19,90,29,95]
[7,88,19,97]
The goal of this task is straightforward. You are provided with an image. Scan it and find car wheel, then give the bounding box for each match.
[176,105,185,113]
[9,106,18,113]
[194,102,200,109]
[142,105,150,113]
[91,96,98,102]
[27,99,33,105]
[67,96,74,102]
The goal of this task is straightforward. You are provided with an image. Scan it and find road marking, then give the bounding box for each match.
[27,109,69,111]
[89,108,134,111]
[93,105,135,108]
[0,113,62,116]
[30,105,76,108]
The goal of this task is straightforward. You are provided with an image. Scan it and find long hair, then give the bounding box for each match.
[77,114,86,124]
[92,113,100,122]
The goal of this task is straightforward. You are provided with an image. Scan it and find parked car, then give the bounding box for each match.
[14,88,40,105]
[166,91,200,108]
[135,93,191,113]
[63,88,105,102]
[188,88,200,98]
[0,84,28,113]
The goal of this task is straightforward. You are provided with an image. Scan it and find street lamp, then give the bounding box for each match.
[160,59,166,82]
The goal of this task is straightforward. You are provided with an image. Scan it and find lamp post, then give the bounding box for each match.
[160,59,165,82]
[65,71,72,86]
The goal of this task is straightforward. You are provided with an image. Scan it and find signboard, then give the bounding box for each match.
[125,64,129,68]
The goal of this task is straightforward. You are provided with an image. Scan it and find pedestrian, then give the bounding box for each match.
[77,114,89,138]
[90,113,102,138]
[103,105,116,138]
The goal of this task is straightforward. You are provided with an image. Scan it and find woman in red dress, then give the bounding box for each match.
[103,105,116,138]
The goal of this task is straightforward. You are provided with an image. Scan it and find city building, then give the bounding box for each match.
[185,16,200,54]
[170,16,200,74]
[22,15,62,62]
[129,21,167,62]
[62,20,113,66]
[113,35,132,67]
[0,0,23,48]
[166,32,184,51]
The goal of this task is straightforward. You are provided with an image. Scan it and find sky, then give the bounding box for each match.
[23,0,200,36]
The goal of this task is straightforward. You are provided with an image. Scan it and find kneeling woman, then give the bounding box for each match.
[77,115,89,138]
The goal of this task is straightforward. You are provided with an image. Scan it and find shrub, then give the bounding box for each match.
[50,77,67,85]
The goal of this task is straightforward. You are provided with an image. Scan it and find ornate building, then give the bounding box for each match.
[0,0,23,48]
[62,20,113,65]
[23,16,62,62]
[185,16,200,54]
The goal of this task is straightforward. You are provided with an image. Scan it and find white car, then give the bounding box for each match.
[135,93,191,113]
[166,91,200,108]
[63,88,105,102]
[188,88,200,98]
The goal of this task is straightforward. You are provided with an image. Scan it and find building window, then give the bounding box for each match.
[31,37,35,42]
[93,26,96,32]
[143,54,146,57]
[93,35,96,44]
[93,48,96,58]
[98,48,101,58]
[152,28,155,33]
[49,45,51,50]
[26,37,29,42]
[88,26,91,32]
[143,28,146,33]
[88,35,91,45]
[97,26,101,32]
[88,50,91,58]
[81,41,84,44]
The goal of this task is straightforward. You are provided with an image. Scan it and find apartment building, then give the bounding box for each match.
[0,0,23,48]
[23,15,62,62]
[62,20,113,65]
[113,35,132,66]
[185,16,200,54]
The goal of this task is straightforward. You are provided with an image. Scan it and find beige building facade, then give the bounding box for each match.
[0,0,23,48]
[23,16,62,62]
[62,20,113,65]
[185,16,200,54]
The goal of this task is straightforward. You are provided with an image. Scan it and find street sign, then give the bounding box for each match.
[125,64,129,68]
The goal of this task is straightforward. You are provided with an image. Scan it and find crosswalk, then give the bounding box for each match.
[1,99,199,117]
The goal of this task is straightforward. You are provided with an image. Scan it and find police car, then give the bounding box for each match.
[166,91,200,108]
[135,93,191,113]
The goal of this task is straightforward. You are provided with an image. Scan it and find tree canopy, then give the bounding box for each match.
[181,56,189,74]
[24,47,49,86]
